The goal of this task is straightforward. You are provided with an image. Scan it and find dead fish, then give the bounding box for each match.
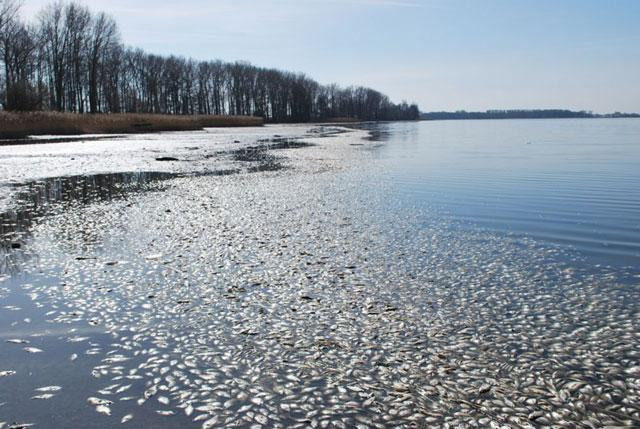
[184,404,194,416]
[88,397,113,406]
[202,417,219,429]
[96,404,111,415]
[121,414,133,423]
[67,336,90,343]
[6,339,29,344]
[0,371,16,378]
[35,386,62,392]
[238,404,252,414]
[115,384,132,394]
[31,394,55,400]
[23,347,43,353]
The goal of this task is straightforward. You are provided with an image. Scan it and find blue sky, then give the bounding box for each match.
[23,0,640,112]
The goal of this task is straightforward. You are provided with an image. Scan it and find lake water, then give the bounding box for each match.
[368,119,640,269]
[1,121,639,428]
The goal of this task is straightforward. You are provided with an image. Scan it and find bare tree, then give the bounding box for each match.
[0,0,42,110]
[88,11,117,113]
[63,2,90,112]
[38,1,66,110]
[4,0,421,120]
[1,19,40,110]
[0,0,20,34]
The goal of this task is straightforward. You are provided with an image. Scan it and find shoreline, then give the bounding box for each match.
[0,124,364,212]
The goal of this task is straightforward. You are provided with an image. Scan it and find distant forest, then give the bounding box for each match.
[421,110,640,121]
[0,0,420,122]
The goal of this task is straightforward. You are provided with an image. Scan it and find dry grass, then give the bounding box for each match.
[0,112,263,139]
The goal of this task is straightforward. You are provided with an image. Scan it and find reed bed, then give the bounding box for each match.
[0,112,263,139]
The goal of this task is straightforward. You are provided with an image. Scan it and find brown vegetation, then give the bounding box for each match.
[0,112,263,139]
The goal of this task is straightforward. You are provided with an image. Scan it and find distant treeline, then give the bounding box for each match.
[421,110,640,120]
[0,0,419,122]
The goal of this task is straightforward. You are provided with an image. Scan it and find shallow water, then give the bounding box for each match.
[0,122,639,428]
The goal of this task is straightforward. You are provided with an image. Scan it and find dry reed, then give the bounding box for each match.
[0,112,263,139]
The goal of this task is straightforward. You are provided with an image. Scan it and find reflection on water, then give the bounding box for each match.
[0,172,176,274]
[369,119,640,268]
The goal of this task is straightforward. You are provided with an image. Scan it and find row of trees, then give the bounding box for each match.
[0,0,420,121]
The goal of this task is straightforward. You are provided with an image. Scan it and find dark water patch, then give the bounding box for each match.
[225,139,313,171]
[11,171,178,210]
[231,147,277,163]
[247,163,284,173]
[362,126,392,142]
[228,147,283,172]
[198,138,314,172]
[305,126,351,138]
[253,138,315,150]
[0,163,285,276]
[0,172,178,275]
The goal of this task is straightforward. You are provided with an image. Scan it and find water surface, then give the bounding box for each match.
[0,122,639,428]
[368,119,640,268]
